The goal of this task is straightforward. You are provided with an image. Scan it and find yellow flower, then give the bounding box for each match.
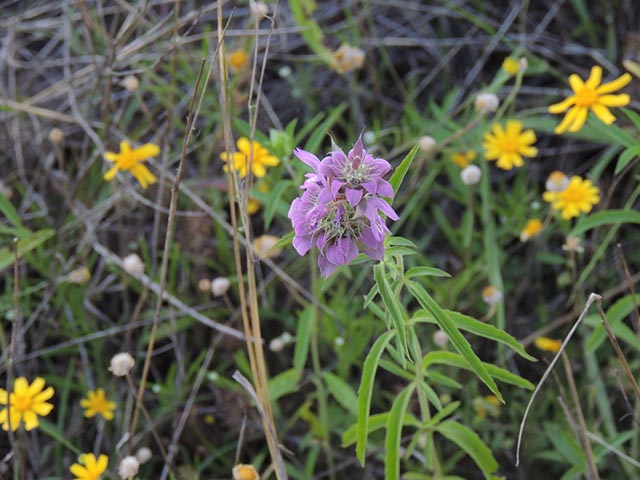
[70,453,108,480]
[502,57,520,75]
[520,219,543,242]
[543,176,600,219]
[482,120,537,170]
[104,141,159,189]
[450,150,477,168]
[80,388,117,421]
[220,137,279,178]
[549,66,632,134]
[534,336,562,353]
[228,50,249,71]
[0,377,54,431]
[233,464,260,480]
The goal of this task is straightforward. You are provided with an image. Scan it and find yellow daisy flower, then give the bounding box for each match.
[104,141,160,189]
[534,336,562,353]
[0,377,54,431]
[543,176,600,219]
[233,464,260,480]
[80,388,117,421]
[549,66,632,134]
[228,50,249,71]
[520,219,543,242]
[502,57,520,76]
[482,120,537,170]
[450,150,477,168]
[70,453,108,480]
[220,137,280,178]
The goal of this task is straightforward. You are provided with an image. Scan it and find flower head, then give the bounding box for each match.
[233,464,260,480]
[460,164,481,185]
[80,389,116,421]
[253,234,282,259]
[545,171,569,192]
[418,136,436,153]
[473,395,502,420]
[211,277,231,297]
[220,137,279,178]
[332,43,365,73]
[70,453,108,480]
[543,176,600,219]
[562,235,585,253]
[549,66,631,134]
[450,150,477,168]
[104,141,159,189]
[482,285,502,306]
[502,57,520,76]
[123,253,145,276]
[520,219,543,242]
[0,377,54,431]
[289,135,398,277]
[534,336,562,353]
[228,50,249,71]
[474,93,499,114]
[482,120,537,170]
[109,352,135,377]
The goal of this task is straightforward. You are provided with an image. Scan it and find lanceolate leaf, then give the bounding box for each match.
[385,384,416,480]
[389,144,419,195]
[436,420,499,478]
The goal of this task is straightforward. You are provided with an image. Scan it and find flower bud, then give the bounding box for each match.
[474,92,499,114]
[460,164,481,185]
[67,266,91,284]
[211,277,230,297]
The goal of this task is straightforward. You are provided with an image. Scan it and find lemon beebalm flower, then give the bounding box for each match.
[70,453,108,480]
[450,150,477,168]
[543,176,600,219]
[0,377,54,431]
[520,219,543,242]
[81,388,117,421]
[534,336,562,353]
[220,137,279,178]
[502,57,520,76]
[482,120,537,170]
[104,140,159,189]
[549,66,632,134]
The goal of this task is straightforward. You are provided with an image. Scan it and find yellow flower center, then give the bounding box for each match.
[575,86,598,107]
[13,394,32,412]
[499,138,519,154]
[117,151,138,170]
[560,184,587,203]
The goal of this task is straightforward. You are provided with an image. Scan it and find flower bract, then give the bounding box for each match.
[104,141,159,189]
[220,137,279,178]
[0,377,54,431]
[80,388,117,421]
[543,176,600,219]
[482,120,537,170]
[549,66,631,134]
[70,453,108,480]
[288,135,398,277]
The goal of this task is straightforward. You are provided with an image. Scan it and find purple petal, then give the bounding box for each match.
[318,254,338,278]
[376,180,394,199]
[294,148,320,171]
[293,235,313,255]
[345,188,363,206]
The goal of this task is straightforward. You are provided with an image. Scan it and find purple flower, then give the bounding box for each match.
[288,135,398,277]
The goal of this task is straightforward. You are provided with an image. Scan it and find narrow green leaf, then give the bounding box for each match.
[571,209,640,236]
[412,309,535,361]
[342,412,420,447]
[436,420,498,478]
[586,294,640,353]
[385,384,416,480]
[294,307,314,371]
[389,144,419,195]
[260,181,291,229]
[268,368,301,402]
[615,145,640,174]
[405,266,451,279]
[0,228,55,272]
[0,192,25,231]
[272,231,294,252]
[322,372,358,415]
[374,264,408,358]
[356,330,395,465]
[406,281,503,401]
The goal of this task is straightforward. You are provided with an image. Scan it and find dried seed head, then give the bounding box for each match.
[49,127,64,144]
[418,136,436,153]
[269,337,285,352]
[249,0,269,21]
[198,278,212,292]
[332,43,365,73]
[211,277,231,297]
[118,455,140,479]
[460,164,481,185]
[121,75,139,92]
[123,254,145,276]
[545,171,569,193]
[66,266,91,284]
[482,285,503,306]
[253,234,282,259]
[135,447,152,464]
[474,92,499,114]
[433,330,449,348]
[233,464,260,480]
[109,352,135,377]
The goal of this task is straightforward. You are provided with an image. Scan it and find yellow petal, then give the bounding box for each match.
[585,65,602,89]
[120,140,131,154]
[554,107,579,134]
[0,389,7,405]
[543,191,557,202]
[236,137,251,154]
[104,152,120,162]
[14,378,28,396]
[22,410,39,430]
[28,378,45,397]
[97,454,109,471]
[519,130,536,145]
[598,93,631,107]
[253,163,266,177]
[519,146,538,157]
[130,167,149,189]
[103,165,120,181]
[549,96,576,114]
[505,119,522,136]
[259,154,280,167]
[132,143,160,162]
[70,464,89,477]
[33,385,54,403]
[568,106,588,132]
[568,73,584,93]
[31,400,54,416]
[591,104,616,125]
[596,73,632,94]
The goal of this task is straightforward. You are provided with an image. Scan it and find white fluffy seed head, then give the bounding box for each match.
[249,0,269,21]
[123,253,145,276]
[118,455,140,479]
[474,92,499,114]
[269,337,285,352]
[109,352,135,377]
[121,75,139,92]
[460,165,482,185]
[433,330,449,348]
[211,277,230,297]
[482,286,503,306]
[418,136,436,153]
[135,447,152,464]
[49,127,65,144]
